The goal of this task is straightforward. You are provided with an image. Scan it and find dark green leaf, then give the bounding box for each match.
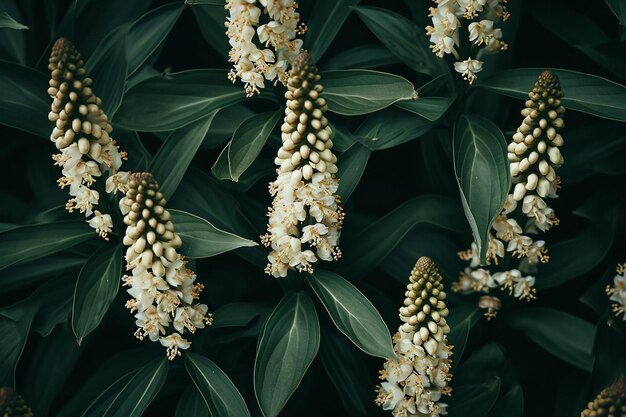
[72,244,123,344]
[170,209,257,258]
[354,106,433,150]
[448,376,501,417]
[185,352,251,417]
[191,5,229,57]
[323,44,401,70]
[185,0,224,4]
[477,69,626,122]
[321,70,416,115]
[0,316,27,386]
[395,96,455,121]
[453,113,509,264]
[446,304,481,369]
[0,253,84,292]
[305,0,360,61]
[175,387,209,417]
[0,221,93,271]
[487,385,524,417]
[114,70,245,131]
[211,302,272,329]
[507,308,595,371]
[607,0,626,24]
[254,292,320,417]
[150,113,217,198]
[212,110,281,181]
[337,143,370,202]
[0,11,27,29]
[202,104,255,149]
[0,60,50,137]
[308,270,395,359]
[104,358,169,417]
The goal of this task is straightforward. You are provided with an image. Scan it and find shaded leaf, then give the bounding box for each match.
[308,270,395,359]
[211,302,272,329]
[395,96,455,121]
[337,143,370,202]
[175,387,209,417]
[354,106,434,150]
[448,376,501,417]
[0,11,27,29]
[191,4,229,57]
[185,352,251,417]
[453,113,509,264]
[185,0,224,4]
[0,253,84,292]
[487,385,524,417]
[446,304,481,369]
[607,0,626,24]
[323,44,401,70]
[305,0,360,61]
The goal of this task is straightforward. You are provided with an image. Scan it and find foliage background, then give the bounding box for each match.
[0,0,625,416]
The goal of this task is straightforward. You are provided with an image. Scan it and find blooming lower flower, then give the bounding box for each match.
[121,172,213,359]
[607,263,626,320]
[48,38,128,239]
[225,0,305,96]
[581,378,626,417]
[261,53,344,277]
[376,257,452,417]
[478,295,501,320]
[453,57,483,84]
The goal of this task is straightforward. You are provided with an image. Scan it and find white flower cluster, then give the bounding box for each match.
[262,53,344,278]
[225,0,305,97]
[607,263,626,320]
[376,257,452,417]
[453,71,566,315]
[425,0,509,83]
[48,38,128,240]
[121,172,213,360]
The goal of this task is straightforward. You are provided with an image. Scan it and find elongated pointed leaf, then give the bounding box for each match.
[323,44,401,70]
[321,70,416,115]
[72,244,123,344]
[0,11,27,29]
[175,387,209,417]
[191,4,229,57]
[395,96,454,121]
[477,68,626,122]
[0,221,93,271]
[308,270,394,359]
[150,113,217,198]
[170,209,257,258]
[185,353,251,417]
[305,0,360,61]
[453,113,509,264]
[103,358,169,417]
[607,0,626,24]
[114,70,245,131]
[211,302,272,329]
[354,106,433,150]
[212,110,281,181]
[487,385,524,417]
[448,377,501,417]
[337,143,370,202]
[254,292,320,417]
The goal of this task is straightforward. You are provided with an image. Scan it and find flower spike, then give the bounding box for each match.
[582,378,626,417]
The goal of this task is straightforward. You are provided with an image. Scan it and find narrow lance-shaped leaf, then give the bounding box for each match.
[336,143,370,203]
[175,387,209,417]
[254,292,320,417]
[354,107,434,150]
[0,11,27,29]
[308,270,395,359]
[305,0,360,61]
[185,352,251,417]
[453,113,510,264]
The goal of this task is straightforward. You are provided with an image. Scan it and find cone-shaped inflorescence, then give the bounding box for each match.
[376,257,452,417]
[582,378,626,417]
[48,37,127,239]
[121,172,212,360]
[0,388,33,417]
[608,263,626,320]
[261,53,344,277]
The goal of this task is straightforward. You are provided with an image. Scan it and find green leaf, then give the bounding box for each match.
[191,4,229,57]
[211,302,272,329]
[477,68,626,122]
[446,304,481,369]
[0,11,27,29]
[323,44,401,70]
[507,308,595,371]
[453,113,509,264]
[448,377,501,417]
[103,358,169,417]
[212,110,281,182]
[0,221,93,271]
[607,0,626,24]
[487,385,524,417]
[305,0,360,61]
[202,104,256,149]
[337,143,370,202]
[170,209,257,258]
[0,316,27,386]
[321,70,416,115]
[72,244,123,344]
[395,96,455,121]
[354,6,446,77]
[308,270,395,359]
[254,292,320,417]
[185,0,224,4]
[0,253,84,292]
[126,3,184,76]
[354,106,434,150]
[185,352,251,417]
[150,113,217,198]
[337,195,467,279]
[114,70,245,131]
[175,387,209,417]
[0,60,50,137]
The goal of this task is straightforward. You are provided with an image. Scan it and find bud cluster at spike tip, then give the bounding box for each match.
[582,378,626,417]
[453,71,566,314]
[120,172,213,360]
[607,263,626,320]
[376,257,452,417]
[0,387,33,417]
[48,37,129,239]
[261,53,344,278]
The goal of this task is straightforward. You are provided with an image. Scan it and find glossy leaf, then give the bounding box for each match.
[308,270,395,359]
[0,11,27,29]
[395,96,455,121]
[446,304,481,369]
[337,143,370,202]
[175,388,209,417]
[487,385,524,417]
[72,244,123,344]
[212,110,281,182]
[191,4,229,57]
[321,70,416,115]
[477,68,626,122]
[354,106,434,150]
[305,0,360,61]
[323,44,401,70]
[0,221,93,271]
[150,113,217,198]
[607,0,626,24]
[185,353,251,417]
[254,292,320,417]
[114,70,245,131]
[185,0,224,4]
[507,308,595,371]
[211,302,272,329]
[448,377,501,417]
[170,209,257,258]
[453,113,509,264]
